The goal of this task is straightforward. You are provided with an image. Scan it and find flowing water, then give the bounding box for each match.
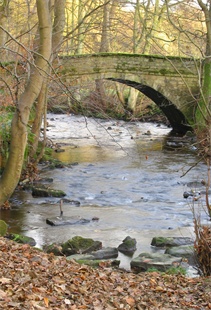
[0,114,209,269]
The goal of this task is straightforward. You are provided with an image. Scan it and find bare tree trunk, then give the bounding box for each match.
[95,0,112,108]
[29,81,48,161]
[76,0,86,54]
[29,0,66,162]
[0,0,52,205]
[0,0,9,61]
[196,0,211,126]
[127,88,139,112]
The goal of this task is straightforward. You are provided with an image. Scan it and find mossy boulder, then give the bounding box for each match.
[61,236,102,256]
[6,233,36,246]
[0,220,8,236]
[32,186,66,198]
[118,236,137,255]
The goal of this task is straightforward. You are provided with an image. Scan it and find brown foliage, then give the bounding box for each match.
[0,237,211,309]
[194,222,211,276]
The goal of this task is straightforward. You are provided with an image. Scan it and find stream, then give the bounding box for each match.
[0,114,209,269]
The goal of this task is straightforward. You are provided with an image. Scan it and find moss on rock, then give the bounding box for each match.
[0,220,8,236]
[6,233,36,246]
[62,236,102,256]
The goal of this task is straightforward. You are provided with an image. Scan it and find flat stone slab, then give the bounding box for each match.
[131,252,182,272]
[67,255,120,267]
[46,216,90,226]
[151,236,194,247]
[91,247,118,260]
[67,254,95,261]
[165,245,195,264]
[67,247,118,261]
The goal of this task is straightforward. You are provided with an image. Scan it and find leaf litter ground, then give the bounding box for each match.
[0,238,211,310]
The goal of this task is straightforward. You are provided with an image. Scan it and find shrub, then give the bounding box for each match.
[194,220,211,276]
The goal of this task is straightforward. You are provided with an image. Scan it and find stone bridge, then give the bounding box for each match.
[60,53,201,133]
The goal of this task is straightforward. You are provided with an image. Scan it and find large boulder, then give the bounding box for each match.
[130,252,182,272]
[118,236,137,256]
[61,236,102,256]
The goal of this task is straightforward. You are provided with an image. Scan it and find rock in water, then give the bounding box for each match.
[46,216,90,226]
[118,236,137,255]
[131,252,182,272]
[61,236,102,255]
[5,233,36,246]
[32,187,66,198]
[151,236,193,247]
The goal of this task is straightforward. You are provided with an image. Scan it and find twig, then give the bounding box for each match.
[59,199,63,216]
[180,157,203,178]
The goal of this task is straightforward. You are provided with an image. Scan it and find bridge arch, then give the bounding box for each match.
[60,53,200,133]
[107,78,191,134]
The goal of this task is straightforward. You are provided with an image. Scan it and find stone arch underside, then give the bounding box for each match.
[107,78,192,134]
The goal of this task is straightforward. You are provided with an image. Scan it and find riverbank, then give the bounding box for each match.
[0,237,210,309]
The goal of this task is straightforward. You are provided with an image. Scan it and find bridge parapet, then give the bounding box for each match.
[60,53,199,77]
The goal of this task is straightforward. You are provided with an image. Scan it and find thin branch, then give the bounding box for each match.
[180,157,204,177]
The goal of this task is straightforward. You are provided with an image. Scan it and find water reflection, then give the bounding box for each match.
[0,206,26,234]
[53,145,114,163]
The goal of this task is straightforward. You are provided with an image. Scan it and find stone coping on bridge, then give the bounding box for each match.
[59,52,199,80]
[59,52,200,62]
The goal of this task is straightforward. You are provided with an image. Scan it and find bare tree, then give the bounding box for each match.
[0,0,52,206]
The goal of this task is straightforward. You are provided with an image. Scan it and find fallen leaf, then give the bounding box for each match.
[125,296,135,306]
[0,277,11,284]
[44,297,49,307]
[64,298,71,305]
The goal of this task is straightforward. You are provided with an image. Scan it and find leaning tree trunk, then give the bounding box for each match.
[0,0,52,205]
